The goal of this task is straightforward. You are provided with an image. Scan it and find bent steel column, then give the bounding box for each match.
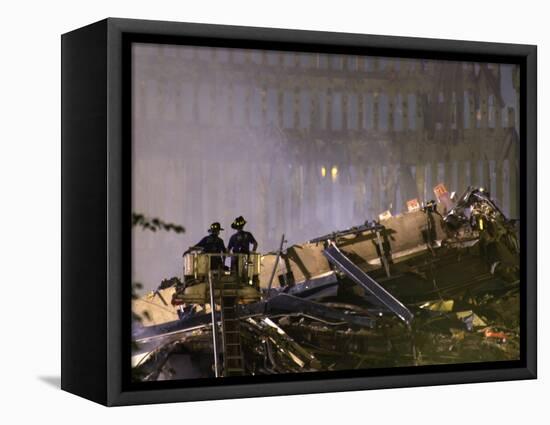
[323,243,414,325]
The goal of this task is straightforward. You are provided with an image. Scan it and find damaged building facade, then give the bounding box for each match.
[131,44,521,381]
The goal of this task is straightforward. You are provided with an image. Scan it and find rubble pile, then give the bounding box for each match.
[132,186,520,381]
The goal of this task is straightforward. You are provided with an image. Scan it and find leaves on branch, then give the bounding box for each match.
[132,311,143,324]
[132,213,185,234]
[131,282,143,300]
[159,276,182,289]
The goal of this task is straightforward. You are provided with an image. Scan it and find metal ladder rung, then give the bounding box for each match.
[212,271,246,377]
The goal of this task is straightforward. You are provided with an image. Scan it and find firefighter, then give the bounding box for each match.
[227,216,258,270]
[184,222,226,271]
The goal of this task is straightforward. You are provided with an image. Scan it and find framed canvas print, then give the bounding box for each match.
[61,18,537,406]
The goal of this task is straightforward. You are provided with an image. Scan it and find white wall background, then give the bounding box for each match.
[0,0,545,422]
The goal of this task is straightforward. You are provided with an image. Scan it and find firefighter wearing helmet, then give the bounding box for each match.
[185,222,226,270]
[227,216,258,270]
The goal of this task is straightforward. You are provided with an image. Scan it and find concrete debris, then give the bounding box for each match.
[132,186,520,381]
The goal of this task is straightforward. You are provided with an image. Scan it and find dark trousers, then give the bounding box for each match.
[210,257,224,271]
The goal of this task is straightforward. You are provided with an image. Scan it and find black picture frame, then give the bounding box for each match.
[61,17,537,406]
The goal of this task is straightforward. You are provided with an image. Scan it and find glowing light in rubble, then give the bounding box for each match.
[331,166,338,181]
[321,166,327,178]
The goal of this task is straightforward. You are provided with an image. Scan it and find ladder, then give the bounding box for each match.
[217,274,245,376]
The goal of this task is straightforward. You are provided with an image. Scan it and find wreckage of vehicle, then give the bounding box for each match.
[132,186,520,381]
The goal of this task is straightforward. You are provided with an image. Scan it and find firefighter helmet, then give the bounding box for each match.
[208,222,224,233]
[231,216,247,230]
